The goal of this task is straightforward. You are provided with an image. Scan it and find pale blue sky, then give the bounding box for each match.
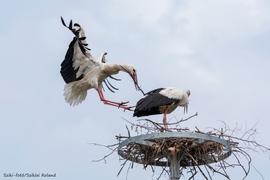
[1,0,270,179]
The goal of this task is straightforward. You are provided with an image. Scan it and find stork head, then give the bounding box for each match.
[121,65,140,91]
[185,89,191,97]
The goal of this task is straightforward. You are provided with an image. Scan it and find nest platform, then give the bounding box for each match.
[118,132,232,179]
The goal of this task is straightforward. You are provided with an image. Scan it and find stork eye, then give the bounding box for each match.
[133,69,136,73]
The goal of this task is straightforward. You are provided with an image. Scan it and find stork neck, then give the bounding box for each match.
[105,64,130,74]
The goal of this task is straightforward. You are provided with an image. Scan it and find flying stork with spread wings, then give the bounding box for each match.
[60,17,141,110]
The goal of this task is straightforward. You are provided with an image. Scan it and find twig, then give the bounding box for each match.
[169,112,198,125]
[91,146,118,163]
[92,116,270,179]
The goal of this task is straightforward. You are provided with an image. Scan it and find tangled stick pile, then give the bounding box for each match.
[118,136,232,167]
[116,113,270,179]
[92,113,270,179]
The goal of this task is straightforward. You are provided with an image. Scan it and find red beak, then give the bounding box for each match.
[131,73,139,91]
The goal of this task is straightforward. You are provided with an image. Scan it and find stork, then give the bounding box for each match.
[60,17,140,110]
[133,87,190,129]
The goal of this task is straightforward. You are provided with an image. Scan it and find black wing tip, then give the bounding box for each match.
[106,79,119,91]
[60,16,66,27]
[68,20,73,30]
[146,88,164,95]
[79,37,86,40]
[60,16,73,30]
[109,75,121,81]
[133,107,160,117]
[103,80,116,93]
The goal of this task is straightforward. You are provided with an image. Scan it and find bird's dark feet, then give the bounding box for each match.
[115,101,134,111]
[119,101,129,106]
[121,105,135,112]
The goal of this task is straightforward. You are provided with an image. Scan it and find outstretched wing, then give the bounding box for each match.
[60,17,120,93]
[60,17,91,57]
[60,17,98,84]
[60,37,83,83]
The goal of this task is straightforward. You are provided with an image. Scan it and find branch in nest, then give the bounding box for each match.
[135,112,198,132]
[92,116,269,180]
[137,118,166,131]
[169,112,198,125]
[89,143,118,163]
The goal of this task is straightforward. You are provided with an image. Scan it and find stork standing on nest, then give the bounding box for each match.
[133,87,190,129]
[60,17,141,110]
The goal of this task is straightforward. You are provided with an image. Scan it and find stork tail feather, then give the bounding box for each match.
[64,82,87,106]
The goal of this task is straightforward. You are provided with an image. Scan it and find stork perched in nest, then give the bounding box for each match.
[60,17,141,110]
[133,87,190,129]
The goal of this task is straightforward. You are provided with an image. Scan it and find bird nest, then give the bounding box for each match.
[92,113,270,179]
[118,132,232,168]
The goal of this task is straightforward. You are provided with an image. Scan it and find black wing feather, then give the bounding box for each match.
[68,20,73,30]
[103,80,116,93]
[60,17,118,92]
[61,17,67,27]
[60,37,83,83]
[133,88,180,117]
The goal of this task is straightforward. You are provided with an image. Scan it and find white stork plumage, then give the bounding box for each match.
[133,87,191,129]
[60,17,140,110]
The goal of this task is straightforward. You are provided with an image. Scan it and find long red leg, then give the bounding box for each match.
[97,89,134,111]
[163,107,169,130]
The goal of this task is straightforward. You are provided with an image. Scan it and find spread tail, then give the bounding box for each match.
[64,82,87,106]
